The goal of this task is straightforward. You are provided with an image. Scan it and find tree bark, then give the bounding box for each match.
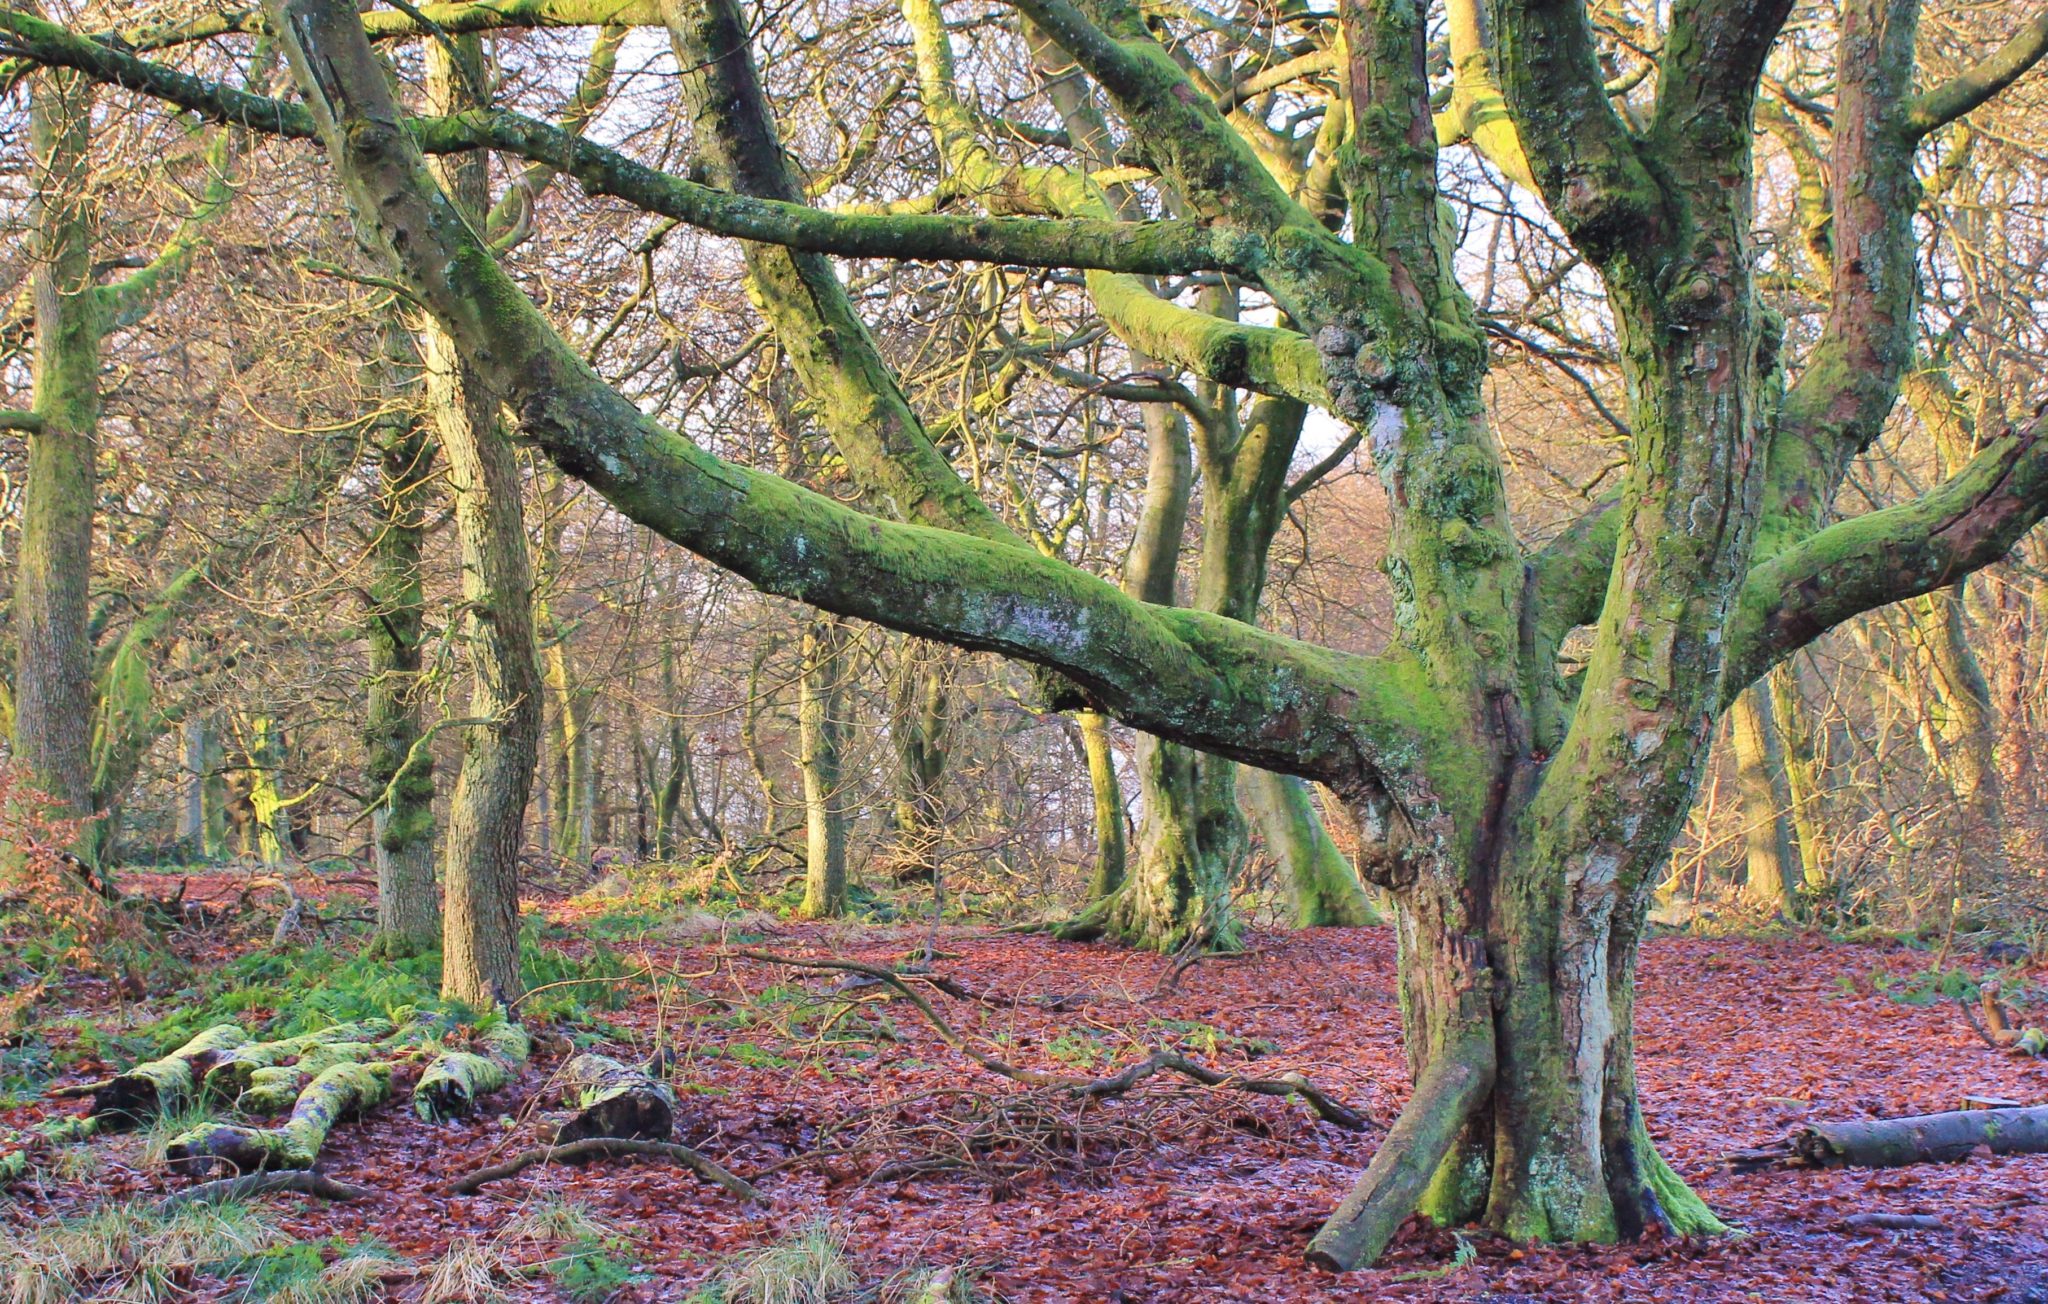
[365,321,440,952]
[1077,710,1127,900]
[1242,768,1379,926]
[12,65,100,837]
[425,34,543,1008]
[796,612,850,918]
[1728,685,1797,913]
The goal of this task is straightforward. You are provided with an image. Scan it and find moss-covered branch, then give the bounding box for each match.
[266,0,1463,801]
[1724,411,2048,698]
[1906,9,2048,139]
[0,12,1260,281]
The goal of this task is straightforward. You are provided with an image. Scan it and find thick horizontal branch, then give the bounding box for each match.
[268,0,1459,797]
[1907,9,2048,139]
[0,13,1261,279]
[1722,410,2048,699]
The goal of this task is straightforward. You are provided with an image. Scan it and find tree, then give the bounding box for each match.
[12,0,2048,1265]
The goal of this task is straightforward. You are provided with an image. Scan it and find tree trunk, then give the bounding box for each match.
[11,66,100,838]
[364,324,439,952]
[1103,398,1237,950]
[426,34,543,1008]
[1077,710,1127,900]
[1242,768,1379,926]
[1728,685,1797,913]
[887,637,950,883]
[179,710,208,855]
[1768,663,1831,893]
[796,612,850,918]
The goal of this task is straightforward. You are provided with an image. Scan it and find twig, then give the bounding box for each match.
[451,1137,765,1202]
[159,1169,369,1212]
[728,950,1369,1130]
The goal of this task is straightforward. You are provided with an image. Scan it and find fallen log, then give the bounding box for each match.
[1727,1104,2048,1171]
[166,1061,392,1176]
[91,1024,250,1127]
[545,1053,676,1145]
[1841,1212,1943,1232]
[158,1168,370,1212]
[200,1019,395,1100]
[450,1136,764,1202]
[414,1020,531,1123]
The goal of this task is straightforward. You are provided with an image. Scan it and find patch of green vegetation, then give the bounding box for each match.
[545,1236,649,1302]
[0,1198,280,1302]
[717,1041,794,1070]
[1046,1031,1113,1069]
[1869,963,2039,1009]
[102,919,647,1064]
[231,1235,405,1303]
[1146,1018,1277,1059]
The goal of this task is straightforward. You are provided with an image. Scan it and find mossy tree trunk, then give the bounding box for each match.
[887,638,951,882]
[12,65,100,836]
[1728,685,1797,913]
[1243,768,1380,927]
[235,0,2048,1265]
[364,322,441,953]
[424,33,543,1007]
[1076,710,1127,900]
[796,613,850,918]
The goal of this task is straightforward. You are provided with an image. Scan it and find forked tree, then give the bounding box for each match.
[6,0,2048,1268]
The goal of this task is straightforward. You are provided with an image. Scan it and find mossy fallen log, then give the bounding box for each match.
[0,1148,27,1185]
[201,1018,395,1099]
[414,1021,531,1123]
[545,1052,676,1145]
[165,1061,392,1176]
[91,1024,250,1127]
[1792,1105,2048,1168]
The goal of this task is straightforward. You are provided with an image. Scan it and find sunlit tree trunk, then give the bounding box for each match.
[425,34,543,1006]
[1728,685,1796,912]
[795,613,849,918]
[12,66,99,837]
[1076,710,1127,900]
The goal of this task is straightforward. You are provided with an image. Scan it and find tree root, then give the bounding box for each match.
[158,1168,370,1212]
[451,1136,765,1202]
[1306,937,1494,1273]
[728,950,1369,1129]
[1726,1103,2048,1171]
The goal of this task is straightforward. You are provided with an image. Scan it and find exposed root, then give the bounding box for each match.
[450,1136,765,1202]
[90,1025,249,1127]
[1306,936,1495,1273]
[166,1061,393,1177]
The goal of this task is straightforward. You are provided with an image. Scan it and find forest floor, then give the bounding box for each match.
[5,870,2048,1302]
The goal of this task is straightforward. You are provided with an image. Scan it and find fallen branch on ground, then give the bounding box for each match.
[158,1168,369,1212]
[1841,1212,1942,1232]
[1725,1104,2048,1171]
[450,1136,764,1202]
[1959,984,2046,1055]
[726,950,1367,1130]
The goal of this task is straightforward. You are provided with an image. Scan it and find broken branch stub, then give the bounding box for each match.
[90,1024,249,1127]
[546,1052,676,1145]
[414,1020,531,1123]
